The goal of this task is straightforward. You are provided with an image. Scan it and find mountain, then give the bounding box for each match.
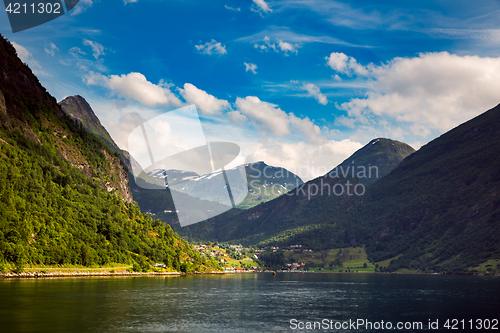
[59,96,121,153]
[147,161,303,209]
[0,35,218,272]
[358,104,500,272]
[172,138,411,245]
[175,117,500,273]
[333,138,415,186]
[238,161,304,209]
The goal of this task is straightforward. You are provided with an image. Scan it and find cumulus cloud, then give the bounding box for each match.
[254,36,300,55]
[278,40,298,54]
[326,52,369,76]
[236,96,290,136]
[334,52,500,136]
[179,83,230,115]
[44,42,58,57]
[225,5,240,11]
[70,0,93,16]
[11,42,43,74]
[195,39,227,55]
[245,139,363,181]
[252,0,272,13]
[83,39,105,59]
[244,62,258,74]
[105,112,146,150]
[226,111,247,125]
[235,96,326,144]
[85,72,182,107]
[302,83,328,105]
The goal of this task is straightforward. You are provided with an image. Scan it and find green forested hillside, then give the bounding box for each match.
[173,139,413,247]
[237,161,304,209]
[0,35,219,273]
[59,95,121,154]
[174,109,500,273]
[333,138,415,186]
[359,104,500,272]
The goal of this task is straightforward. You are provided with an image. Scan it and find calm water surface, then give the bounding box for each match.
[0,273,499,332]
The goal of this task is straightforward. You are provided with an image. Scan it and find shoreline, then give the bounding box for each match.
[2,270,497,279]
[0,270,226,279]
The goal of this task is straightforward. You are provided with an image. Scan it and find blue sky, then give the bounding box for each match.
[2,0,500,180]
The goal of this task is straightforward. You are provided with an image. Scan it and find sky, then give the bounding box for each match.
[1,0,500,181]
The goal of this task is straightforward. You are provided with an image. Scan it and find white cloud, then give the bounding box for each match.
[235,96,326,144]
[278,40,298,54]
[11,42,43,74]
[252,0,272,13]
[195,39,227,55]
[69,46,86,58]
[244,62,258,74]
[12,42,35,65]
[44,42,58,57]
[83,39,105,60]
[240,27,373,49]
[254,36,300,55]
[70,0,93,16]
[302,83,328,105]
[227,110,247,124]
[124,0,138,4]
[65,46,107,73]
[105,112,146,150]
[289,114,326,145]
[225,5,240,11]
[236,96,290,136]
[335,52,500,137]
[179,83,230,115]
[326,52,369,76]
[245,139,363,181]
[85,72,182,108]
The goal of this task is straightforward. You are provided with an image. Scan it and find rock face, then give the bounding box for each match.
[59,96,121,153]
[59,95,132,203]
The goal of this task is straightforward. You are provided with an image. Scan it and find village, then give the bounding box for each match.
[192,243,325,272]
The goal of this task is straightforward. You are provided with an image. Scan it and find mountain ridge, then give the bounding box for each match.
[0,34,219,272]
[59,95,121,153]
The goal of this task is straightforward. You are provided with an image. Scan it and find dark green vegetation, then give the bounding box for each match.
[333,138,415,186]
[59,95,121,154]
[0,35,220,273]
[177,109,500,273]
[172,175,365,246]
[173,138,413,248]
[237,161,303,209]
[360,104,500,272]
[58,95,303,231]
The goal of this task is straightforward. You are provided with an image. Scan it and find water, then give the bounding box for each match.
[0,273,499,332]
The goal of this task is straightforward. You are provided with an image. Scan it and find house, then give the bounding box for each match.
[235,267,244,272]
[154,263,166,268]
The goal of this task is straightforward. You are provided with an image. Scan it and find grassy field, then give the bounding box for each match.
[2,263,133,273]
[472,258,500,274]
[283,246,377,272]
